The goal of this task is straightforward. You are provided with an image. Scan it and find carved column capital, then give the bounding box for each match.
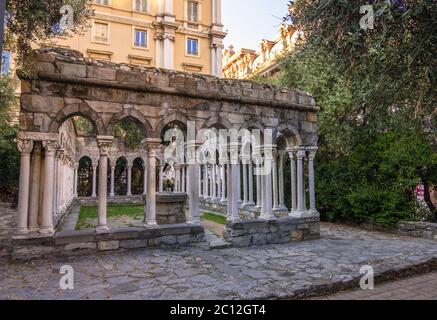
[17,139,34,155]
[306,147,318,161]
[42,140,57,156]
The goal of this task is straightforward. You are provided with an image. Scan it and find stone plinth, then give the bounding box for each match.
[224,215,320,247]
[154,193,187,225]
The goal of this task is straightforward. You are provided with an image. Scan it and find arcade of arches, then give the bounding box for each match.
[14,48,320,246]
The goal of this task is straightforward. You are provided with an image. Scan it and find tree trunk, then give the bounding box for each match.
[421,178,437,221]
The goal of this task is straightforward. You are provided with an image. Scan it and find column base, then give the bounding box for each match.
[227,216,241,223]
[145,220,158,227]
[245,201,255,207]
[96,225,110,233]
[259,214,276,221]
[39,227,55,235]
[220,199,228,204]
[187,218,201,225]
[28,226,40,233]
[110,193,115,197]
[14,228,29,235]
[289,211,319,219]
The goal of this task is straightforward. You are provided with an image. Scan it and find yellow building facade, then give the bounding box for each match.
[222,24,300,80]
[54,0,226,76]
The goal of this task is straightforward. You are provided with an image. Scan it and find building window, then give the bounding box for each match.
[134,29,147,48]
[92,22,109,43]
[187,1,199,23]
[1,51,10,75]
[134,0,148,12]
[93,0,110,5]
[187,38,199,56]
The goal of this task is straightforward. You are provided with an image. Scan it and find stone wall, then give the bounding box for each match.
[397,221,437,240]
[156,193,187,225]
[224,216,320,247]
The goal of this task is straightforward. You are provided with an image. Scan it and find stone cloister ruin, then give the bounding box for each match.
[13,48,320,251]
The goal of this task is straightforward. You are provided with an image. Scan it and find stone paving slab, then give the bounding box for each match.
[0,223,436,300]
[312,272,437,300]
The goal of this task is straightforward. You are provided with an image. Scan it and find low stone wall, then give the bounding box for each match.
[156,193,187,224]
[224,215,320,247]
[11,224,205,260]
[397,221,437,240]
[76,196,144,206]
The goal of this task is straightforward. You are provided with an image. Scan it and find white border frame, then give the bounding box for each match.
[132,26,149,50]
[91,20,110,45]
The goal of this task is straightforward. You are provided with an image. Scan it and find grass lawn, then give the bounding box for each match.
[76,204,144,230]
[200,212,227,225]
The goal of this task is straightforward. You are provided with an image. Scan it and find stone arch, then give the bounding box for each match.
[155,112,188,138]
[274,122,303,148]
[109,108,153,137]
[49,102,104,135]
[202,115,232,130]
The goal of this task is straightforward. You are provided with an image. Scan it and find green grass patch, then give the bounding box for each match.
[200,212,227,225]
[76,204,144,230]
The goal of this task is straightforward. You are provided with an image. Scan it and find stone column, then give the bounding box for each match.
[203,165,208,199]
[228,152,240,222]
[242,160,248,205]
[216,165,222,201]
[288,150,297,213]
[187,141,200,224]
[308,148,318,214]
[96,137,112,233]
[53,154,58,213]
[126,163,132,196]
[255,164,261,208]
[110,165,115,197]
[220,163,227,203]
[15,139,33,234]
[212,164,217,200]
[158,164,164,193]
[237,160,242,204]
[182,166,186,193]
[260,146,275,220]
[91,163,97,198]
[278,152,286,210]
[199,166,203,198]
[294,148,306,215]
[28,143,42,232]
[145,139,161,226]
[247,161,255,206]
[73,163,79,197]
[272,152,279,210]
[40,140,56,234]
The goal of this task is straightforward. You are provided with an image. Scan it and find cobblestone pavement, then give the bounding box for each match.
[0,203,15,258]
[1,203,437,300]
[312,272,437,300]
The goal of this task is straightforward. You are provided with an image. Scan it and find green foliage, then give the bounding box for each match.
[0,75,19,200]
[5,0,92,75]
[201,212,227,225]
[265,0,437,225]
[113,120,144,151]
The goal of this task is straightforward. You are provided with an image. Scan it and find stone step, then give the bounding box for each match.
[208,238,231,250]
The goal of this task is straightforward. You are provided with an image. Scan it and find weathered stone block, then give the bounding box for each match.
[98,240,120,251]
[87,65,116,80]
[64,242,97,251]
[56,62,86,78]
[290,230,303,241]
[119,239,148,249]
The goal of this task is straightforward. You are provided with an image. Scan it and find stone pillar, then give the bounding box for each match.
[308,148,318,214]
[260,146,275,220]
[145,139,161,226]
[91,163,97,198]
[278,152,286,210]
[15,139,33,234]
[228,153,240,222]
[220,163,227,203]
[199,165,203,198]
[73,163,79,197]
[242,160,248,205]
[110,165,115,197]
[212,164,217,200]
[272,152,279,210]
[208,165,213,199]
[182,166,186,193]
[237,160,242,204]
[40,140,56,234]
[28,143,42,232]
[158,164,164,193]
[96,137,112,233]
[247,161,255,206]
[203,165,208,199]
[288,150,297,213]
[126,163,132,196]
[216,165,222,200]
[187,142,200,224]
[295,148,306,215]
[255,164,261,208]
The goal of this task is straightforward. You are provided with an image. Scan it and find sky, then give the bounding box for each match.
[222,0,291,51]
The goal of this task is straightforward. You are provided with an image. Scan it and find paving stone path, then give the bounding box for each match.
[313,272,437,300]
[1,203,437,300]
